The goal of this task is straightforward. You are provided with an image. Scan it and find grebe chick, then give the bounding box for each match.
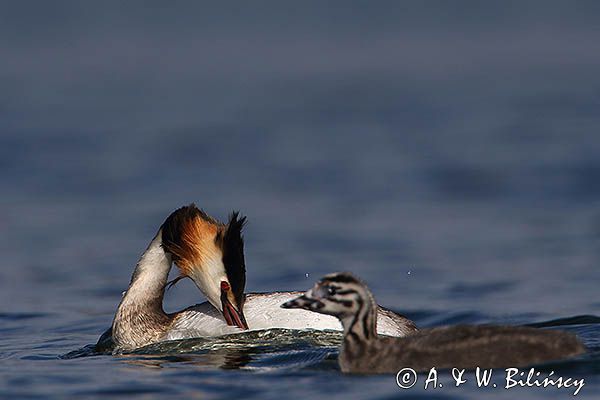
[282,272,586,374]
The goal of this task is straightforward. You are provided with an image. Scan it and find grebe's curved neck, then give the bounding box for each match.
[111,230,173,350]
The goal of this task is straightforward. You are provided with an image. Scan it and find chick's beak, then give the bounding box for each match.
[281,292,323,310]
[220,282,248,330]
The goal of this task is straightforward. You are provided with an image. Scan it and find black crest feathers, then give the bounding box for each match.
[222,211,247,307]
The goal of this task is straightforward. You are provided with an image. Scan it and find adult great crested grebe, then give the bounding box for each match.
[98,205,417,351]
[282,272,586,374]
[98,205,248,351]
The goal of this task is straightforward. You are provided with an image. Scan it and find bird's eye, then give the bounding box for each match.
[327,286,337,296]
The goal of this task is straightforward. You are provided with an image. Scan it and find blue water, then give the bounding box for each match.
[1,2,599,399]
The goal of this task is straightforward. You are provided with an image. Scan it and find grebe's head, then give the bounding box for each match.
[281,272,373,319]
[161,204,248,330]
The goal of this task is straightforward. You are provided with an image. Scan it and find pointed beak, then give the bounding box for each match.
[220,286,248,330]
[281,293,323,310]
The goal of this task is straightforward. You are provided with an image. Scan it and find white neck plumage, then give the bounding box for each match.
[122,231,172,309]
[111,230,173,349]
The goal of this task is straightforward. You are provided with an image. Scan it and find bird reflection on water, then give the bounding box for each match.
[117,351,255,370]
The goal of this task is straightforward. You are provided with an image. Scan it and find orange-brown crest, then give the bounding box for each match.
[161,204,224,276]
[176,216,222,276]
